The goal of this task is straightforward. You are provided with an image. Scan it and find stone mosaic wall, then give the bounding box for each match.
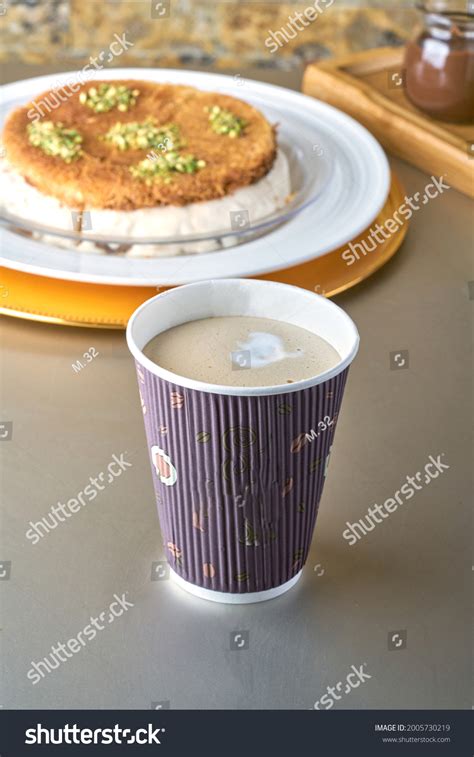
[0,1,418,68]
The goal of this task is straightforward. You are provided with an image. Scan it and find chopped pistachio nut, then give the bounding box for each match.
[130,151,206,185]
[79,84,140,113]
[207,105,247,138]
[27,120,83,162]
[104,119,182,152]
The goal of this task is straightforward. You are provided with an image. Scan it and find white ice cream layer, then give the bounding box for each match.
[0,149,291,257]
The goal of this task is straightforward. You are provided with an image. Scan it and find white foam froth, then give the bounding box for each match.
[232,331,302,369]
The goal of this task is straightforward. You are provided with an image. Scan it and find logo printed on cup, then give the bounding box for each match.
[151,446,177,486]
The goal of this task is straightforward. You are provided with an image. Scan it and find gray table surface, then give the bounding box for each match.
[1,66,473,711]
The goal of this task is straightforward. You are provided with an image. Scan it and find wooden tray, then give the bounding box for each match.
[0,173,407,329]
[303,47,474,198]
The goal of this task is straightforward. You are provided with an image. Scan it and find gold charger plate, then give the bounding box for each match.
[0,172,407,329]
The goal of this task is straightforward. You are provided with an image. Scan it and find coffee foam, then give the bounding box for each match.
[232,331,302,369]
[143,316,341,388]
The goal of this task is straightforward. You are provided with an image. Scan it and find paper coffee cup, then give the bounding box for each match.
[127,279,359,604]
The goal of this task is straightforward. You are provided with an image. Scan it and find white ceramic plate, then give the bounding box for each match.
[0,68,390,286]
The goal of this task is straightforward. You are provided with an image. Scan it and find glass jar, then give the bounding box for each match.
[404,0,474,123]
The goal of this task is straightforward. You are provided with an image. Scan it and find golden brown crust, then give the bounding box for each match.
[2,80,277,210]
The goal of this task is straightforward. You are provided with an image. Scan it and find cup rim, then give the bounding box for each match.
[126,279,360,397]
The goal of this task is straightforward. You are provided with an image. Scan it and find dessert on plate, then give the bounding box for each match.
[0,80,291,256]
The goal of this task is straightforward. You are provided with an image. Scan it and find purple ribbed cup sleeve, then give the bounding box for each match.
[136,361,349,595]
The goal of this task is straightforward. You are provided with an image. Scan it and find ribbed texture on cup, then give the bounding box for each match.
[136,363,349,595]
